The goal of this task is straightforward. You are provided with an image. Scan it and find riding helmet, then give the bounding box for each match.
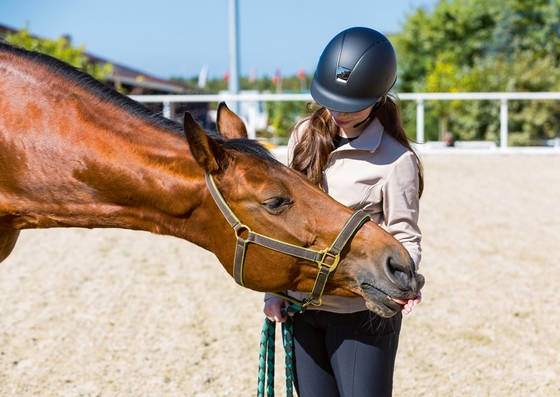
[310,27,397,113]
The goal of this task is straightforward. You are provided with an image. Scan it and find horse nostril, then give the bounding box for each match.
[394,269,410,286]
[386,257,413,288]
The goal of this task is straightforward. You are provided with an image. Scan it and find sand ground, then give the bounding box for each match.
[1,154,559,396]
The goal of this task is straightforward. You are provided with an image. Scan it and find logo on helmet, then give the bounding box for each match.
[336,66,351,84]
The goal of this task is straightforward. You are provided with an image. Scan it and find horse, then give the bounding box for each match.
[0,41,423,318]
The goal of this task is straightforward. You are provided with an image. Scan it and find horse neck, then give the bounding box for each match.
[1,91,209,246]
[76,123,210,236]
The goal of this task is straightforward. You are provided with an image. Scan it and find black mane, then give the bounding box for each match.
[0,40,278,164]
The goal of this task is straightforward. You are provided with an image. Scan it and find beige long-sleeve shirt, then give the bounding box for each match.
[268,117,422,313]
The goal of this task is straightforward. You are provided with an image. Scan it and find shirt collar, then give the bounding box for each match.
[332,118,384,153]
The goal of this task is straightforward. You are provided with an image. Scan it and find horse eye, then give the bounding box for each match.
[263,197,291,211]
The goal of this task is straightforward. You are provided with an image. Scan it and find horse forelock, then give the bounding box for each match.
[221,138,280,165]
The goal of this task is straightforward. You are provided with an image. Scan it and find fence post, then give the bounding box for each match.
[416,98,425,144]
[500,98,508,149]
[163,101,171,119]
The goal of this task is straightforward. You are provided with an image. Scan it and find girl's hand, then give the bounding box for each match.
[263,297,289,322]
[392,291,422,315]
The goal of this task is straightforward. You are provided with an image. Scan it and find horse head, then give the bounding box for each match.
[183,103,424,318]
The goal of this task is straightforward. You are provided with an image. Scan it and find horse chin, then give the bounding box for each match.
[365,300,400,318]
[361,284,403,318]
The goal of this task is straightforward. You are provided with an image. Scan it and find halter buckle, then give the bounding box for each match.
[318,250,340,272]
[304,250,342,307]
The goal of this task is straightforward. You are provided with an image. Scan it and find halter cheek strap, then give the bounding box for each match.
[205,173,371,311]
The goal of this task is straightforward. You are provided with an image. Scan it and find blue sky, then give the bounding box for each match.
[0,0,437,80]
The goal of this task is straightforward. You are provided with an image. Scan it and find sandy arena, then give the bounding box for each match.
[1,154,559,396]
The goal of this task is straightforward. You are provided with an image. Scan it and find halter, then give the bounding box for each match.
[205,173,371,311]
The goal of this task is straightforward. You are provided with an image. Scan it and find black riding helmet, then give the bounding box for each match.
[310,27,397,113]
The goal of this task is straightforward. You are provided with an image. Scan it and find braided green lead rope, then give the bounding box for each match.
[258,318,276,397]
[282,316,295,396]
[257,306,300,397]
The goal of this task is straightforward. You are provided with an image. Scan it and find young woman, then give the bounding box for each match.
[263,27,424,397]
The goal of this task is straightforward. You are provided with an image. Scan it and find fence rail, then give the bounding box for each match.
[130,92,560,151]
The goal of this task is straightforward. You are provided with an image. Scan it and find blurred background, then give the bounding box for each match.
[2,0,559,148]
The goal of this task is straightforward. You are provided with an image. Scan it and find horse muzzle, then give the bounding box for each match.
[359,257,425,318]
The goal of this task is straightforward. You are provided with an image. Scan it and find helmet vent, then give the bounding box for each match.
[336,66,352,83]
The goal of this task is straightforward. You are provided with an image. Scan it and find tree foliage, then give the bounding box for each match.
[6,28,113,82]
[395,0,560,144]
[178,74,310,95]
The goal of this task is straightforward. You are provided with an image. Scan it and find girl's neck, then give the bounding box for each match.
[338,119,371,138]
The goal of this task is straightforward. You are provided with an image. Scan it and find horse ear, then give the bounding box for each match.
[217,102,248,139]
[183,111,232,174]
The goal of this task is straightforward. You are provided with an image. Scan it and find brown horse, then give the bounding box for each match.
[0,41,423,318]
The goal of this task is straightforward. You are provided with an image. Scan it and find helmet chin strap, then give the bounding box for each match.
[351,97,385,128]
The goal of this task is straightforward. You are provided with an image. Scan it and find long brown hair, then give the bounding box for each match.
[290,94,424,198]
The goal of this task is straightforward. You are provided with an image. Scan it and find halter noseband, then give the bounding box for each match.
[205,173,371,311]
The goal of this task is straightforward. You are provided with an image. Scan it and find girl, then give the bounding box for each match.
[264,27,423,397]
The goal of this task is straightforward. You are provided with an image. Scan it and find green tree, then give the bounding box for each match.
[265,100,309,145]
[395,0,560,145]
[6,27,113,82]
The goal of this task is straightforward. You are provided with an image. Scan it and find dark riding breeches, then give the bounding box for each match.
[292,309,402,397]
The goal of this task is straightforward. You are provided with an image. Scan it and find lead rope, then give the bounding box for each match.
[258,319,276,397]
[257,305,300,397]
[282,315,295,396]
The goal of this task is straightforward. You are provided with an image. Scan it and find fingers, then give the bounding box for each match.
[402,292,422,315]
[401,301,414,315]
[391,292,423,315]
[263,297,288,322]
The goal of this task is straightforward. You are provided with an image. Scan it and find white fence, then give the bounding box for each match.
[130,92,560,152]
